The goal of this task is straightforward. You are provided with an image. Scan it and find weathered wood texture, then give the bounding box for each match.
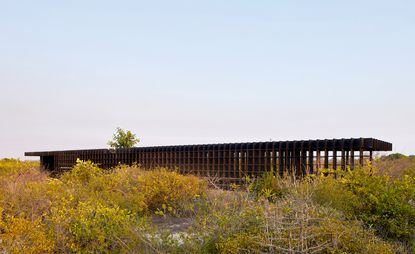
[26,138,392,183]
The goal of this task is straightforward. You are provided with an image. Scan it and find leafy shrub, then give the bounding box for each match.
[375,155,415,178]
[312,172,361,217]
[249,171,290,201]
[0,159,209,252]
[48,201,149,253]
[61,162,148,215]
[60,159,103,185]
[193,191,265,253]
[137,168,207,216]
[265,198,395,254]
[0,158,413,253]
[0,158,39,175]
[0,209,54,254]
[317,213,395,253]
[313,165,415,245]
[191,191,395,254]
[59,161,206,216]
[0,160,54,221]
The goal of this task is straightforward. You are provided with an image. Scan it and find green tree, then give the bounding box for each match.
[107,127,140,148]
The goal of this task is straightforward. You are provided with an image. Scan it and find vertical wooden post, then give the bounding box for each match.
[190,145,195,174]
[333,150,337,170]
[141,148,144,168]
[172,146,176,170]
[177,146,181,173]
[150,147,155,169]
[206,145,211,177]
[350,138,355,170]
[301,141,307,176]
[264,142,269,173]
[348,140,353,168]
[316,144,321,172]
[216,144,221,178]
[218,144,223,178]
[185,145,189,174]
[246,143,252,177]
[341,139,346,170]
[272,142,276,174]
[166,147,169,170]
[359,138,364,167]
[148,147,151,169]
[196,145,200,176]
[138,148,142,167]
[221,144,227,179]
[346,150,349,169]
[166,146,169,168]
[225,144,230,179]
[258,143,264,176]
[228,144,233,180]
[324,140,329,169]
[241,144,247,179]
[308,141,314,175]
[254,143,258,176]
[158,147,162,168]
[278,142,283,177]
[211,145,216,178]
[292,142,297,180]
[185,146,189,173]
[285,142,290,176]
[230,144,236,180]
[188,146,193,174]
[145,148,149,169]
[200,145,205,177]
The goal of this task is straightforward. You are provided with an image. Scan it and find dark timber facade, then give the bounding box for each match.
[26,138,392,183]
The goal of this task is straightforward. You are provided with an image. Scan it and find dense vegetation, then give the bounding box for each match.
[0,156,414,253]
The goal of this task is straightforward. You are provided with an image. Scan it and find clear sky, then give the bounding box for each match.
[0,0,414,159]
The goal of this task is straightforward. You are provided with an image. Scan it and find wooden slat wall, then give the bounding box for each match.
[30,138,392,183]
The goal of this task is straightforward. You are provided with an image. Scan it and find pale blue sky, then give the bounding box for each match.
[0,0,414,158]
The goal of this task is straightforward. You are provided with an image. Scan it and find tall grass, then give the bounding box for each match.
[0,158,413,253]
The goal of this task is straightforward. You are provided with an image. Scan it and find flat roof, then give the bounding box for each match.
[25,138,392,157]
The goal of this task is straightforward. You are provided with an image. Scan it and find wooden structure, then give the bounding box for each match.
[25,138,392,183]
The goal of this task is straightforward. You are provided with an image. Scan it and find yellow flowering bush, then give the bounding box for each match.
[137,168,207,215]
[0,159,207,253]
[0,158,413,253]
[0,213,54,254]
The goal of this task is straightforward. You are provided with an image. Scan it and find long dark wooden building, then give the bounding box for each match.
[26,138,392,182]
